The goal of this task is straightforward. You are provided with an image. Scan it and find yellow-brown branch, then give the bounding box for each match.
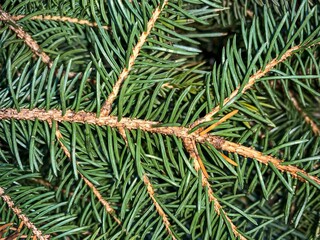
[143,175,176,240]
[221,141,320,185]
[0,9,52,67]
[11,15,109,30]
[0,187,50,240]
[100,0,169,116]
[117,126,128,145]
[203,175,246,240]
[80,173,121,225]
[289,91,320,136]
[55,126,121,225]
[0,108,224,149]
[183,138,209,178]
[0,222,36,240]
[183,138,246,240]
[0,108,318,186]
[191,45,301,127]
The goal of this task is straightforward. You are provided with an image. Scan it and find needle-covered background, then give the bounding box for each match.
[0,0,320,239]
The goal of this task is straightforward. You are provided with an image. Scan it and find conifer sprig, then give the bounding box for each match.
[0,8,52,67]
[0,187,50,240]
[55,126,122,225]
[100,0,169,116]
[11,15,110,30]
[289,91,320,136]
[0,0,319,239]
[1,108,318,187]
[192,45,301,127]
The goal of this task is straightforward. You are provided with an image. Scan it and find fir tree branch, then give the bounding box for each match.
[0,187,50,240]
[80,173,122,225]
[55,127,71,158]
[1,1,319,238]
[0,7,52,67]
[0,108,223,148]
[55,126,122,225]
[289,91,320,136]
[143,175,176,240]
[0,108,318,185]
[191,45,301,127]
[220,141,320,186]
[100,0,169,116]
[10,15,109,30]
[183,137,246,240]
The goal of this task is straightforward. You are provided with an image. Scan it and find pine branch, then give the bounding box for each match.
[191,45,301,127]
[55,125,122,225]
[0,7,52,67]
[221,141,320,186]
[0,187,50,240]
[117,126,128,145]
[0,1,319,238]
[143,175,176,240]
[1,108,318,186]
[30,178,78,201]
[30,178,53,189]
[183,137,246,240]
[100,0,169,116]
[30,178,94,205]
[183,138,209,178]
[11,15,109,30]
[1,9,97,81]
[80,173,122,225]
[289,91,320,136]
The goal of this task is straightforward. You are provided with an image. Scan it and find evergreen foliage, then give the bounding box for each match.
[0,0,319,239]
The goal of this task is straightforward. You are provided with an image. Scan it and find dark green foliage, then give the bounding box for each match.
[0,0,319,239]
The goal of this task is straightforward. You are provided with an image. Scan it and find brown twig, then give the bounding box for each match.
[183,138,209,178]
[221,141,320,185]
[0,8,52,67]
[0,108,319,186]
[143,175,176,240]
[54,125,122,225]
[289,91,320,136]
[0,107,319,240]
[30,178,53,189]
[11,15,109,30]
[183,138,246,240]
[0,187,50,240]
[80,173,121,225]
[100,0,169,116]
[0,108,223,148]
[191,45,301,127]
